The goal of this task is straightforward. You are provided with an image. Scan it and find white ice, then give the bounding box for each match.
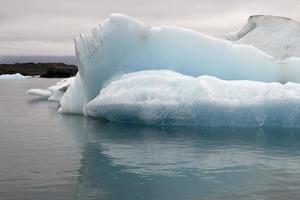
[47,77,74,101]
[227,15,300,60]
[87,70,300,127]
[27,89,52,98]
[59,14,300,116]
[0,73,29,79]
[27,77,74,101]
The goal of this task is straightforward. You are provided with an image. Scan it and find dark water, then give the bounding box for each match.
[1,79,300,200]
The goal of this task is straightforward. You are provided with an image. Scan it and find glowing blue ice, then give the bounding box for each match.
[56,14,300,127]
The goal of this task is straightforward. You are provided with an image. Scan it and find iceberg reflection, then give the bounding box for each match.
[61,115,300,200]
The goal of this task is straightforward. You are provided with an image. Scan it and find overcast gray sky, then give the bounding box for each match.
[0,0,299,56]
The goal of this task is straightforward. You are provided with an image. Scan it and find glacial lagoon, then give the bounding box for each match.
[1,78,300,200]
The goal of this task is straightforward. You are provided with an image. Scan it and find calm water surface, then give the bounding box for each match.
[1,78,300,200]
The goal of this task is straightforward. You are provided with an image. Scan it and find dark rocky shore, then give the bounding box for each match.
[0,63,78,78]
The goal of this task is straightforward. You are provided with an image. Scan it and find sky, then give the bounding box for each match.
[0,0,299,56]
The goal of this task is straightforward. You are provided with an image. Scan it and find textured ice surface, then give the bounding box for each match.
[227,15,300,60]
[59,14,300,116]
[87,70,300,127]
[0,73,29,79]
[47,77,74,101]
[58,74,85,114]
[27,77,74,101]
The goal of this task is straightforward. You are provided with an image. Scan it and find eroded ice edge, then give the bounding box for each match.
[28,14,300,127]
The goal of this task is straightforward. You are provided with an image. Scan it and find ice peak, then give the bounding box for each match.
[227,15,300,59]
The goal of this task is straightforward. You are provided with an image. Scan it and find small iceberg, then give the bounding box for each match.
[27,77,74,101]
[27,89,52,99]
[0,73,29,79]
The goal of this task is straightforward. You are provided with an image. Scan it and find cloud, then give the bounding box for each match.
[0,0,299,55]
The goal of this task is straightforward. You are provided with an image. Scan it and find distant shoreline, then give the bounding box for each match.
[0,63,77,78]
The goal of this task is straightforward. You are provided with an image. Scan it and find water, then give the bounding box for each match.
[1,79,300,200]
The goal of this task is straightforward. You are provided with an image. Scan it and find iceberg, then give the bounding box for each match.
[59,14,300,116]
[87,70,300,127]
[26,14,300,127]
[27,77,74,101]
[227,15,300,60]
[0,73,29,79]
[27,88,52,98]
